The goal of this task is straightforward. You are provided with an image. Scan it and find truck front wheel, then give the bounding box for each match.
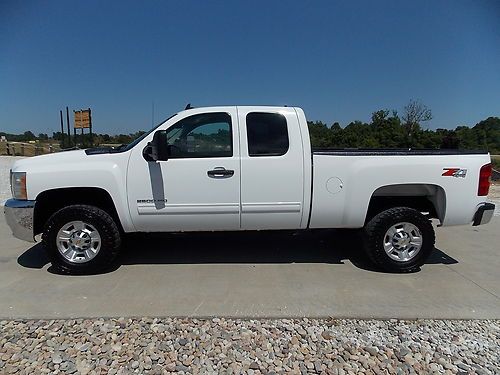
[363,207,435,273]
[42,205,121,274]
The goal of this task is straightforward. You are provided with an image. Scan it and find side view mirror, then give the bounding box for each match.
[142,142,156,162]
[142,130,168,161]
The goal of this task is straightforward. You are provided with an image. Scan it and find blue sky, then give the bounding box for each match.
[1,0,499,135]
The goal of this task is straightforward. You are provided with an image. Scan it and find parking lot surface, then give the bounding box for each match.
[0,214,498,319]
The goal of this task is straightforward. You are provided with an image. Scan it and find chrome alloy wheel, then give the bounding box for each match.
[56,221,101,263]
[383,222,423,262]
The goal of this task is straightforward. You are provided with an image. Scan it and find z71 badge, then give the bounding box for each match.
[442,168,467,178]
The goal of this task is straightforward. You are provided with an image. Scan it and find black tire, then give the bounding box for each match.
[363,207,435,273]
[42,205,121,274]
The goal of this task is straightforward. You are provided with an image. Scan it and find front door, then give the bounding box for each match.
[127,108,240,232]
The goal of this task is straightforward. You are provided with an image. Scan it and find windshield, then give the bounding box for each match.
[119,113,178,152]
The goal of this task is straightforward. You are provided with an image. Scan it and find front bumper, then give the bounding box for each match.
[4,199,36,242]
[472,202,495,226]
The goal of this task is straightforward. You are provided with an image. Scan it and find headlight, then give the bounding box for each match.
[10,171,27,200]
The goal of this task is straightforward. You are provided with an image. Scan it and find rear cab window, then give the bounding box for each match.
[246,112,289,156]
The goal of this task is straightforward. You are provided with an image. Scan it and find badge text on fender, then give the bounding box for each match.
[442,168,467,178]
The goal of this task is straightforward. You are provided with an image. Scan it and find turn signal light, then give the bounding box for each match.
[11,171,27,200]
[478,163,492,196]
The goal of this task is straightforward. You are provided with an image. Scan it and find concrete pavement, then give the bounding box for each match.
[0,213,498,319]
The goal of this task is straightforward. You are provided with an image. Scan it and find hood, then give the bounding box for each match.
[11,150,87,172]
[10,149,110,173]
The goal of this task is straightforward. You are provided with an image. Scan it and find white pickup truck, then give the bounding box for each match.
[5,106,495,274]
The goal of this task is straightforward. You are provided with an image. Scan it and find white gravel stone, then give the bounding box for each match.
[0,318,498,374]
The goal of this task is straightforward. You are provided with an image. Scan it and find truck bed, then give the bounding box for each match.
[309,149,492,229]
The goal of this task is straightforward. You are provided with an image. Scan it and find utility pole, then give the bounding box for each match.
[88,107,93,146]
[59,110,65,148]
[66,107,71,147]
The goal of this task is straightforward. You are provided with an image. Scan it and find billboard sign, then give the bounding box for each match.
[74,109,91,129]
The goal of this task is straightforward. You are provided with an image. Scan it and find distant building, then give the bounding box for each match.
[0,136,6,142]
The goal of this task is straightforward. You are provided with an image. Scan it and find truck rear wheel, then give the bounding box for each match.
[363,207,435,273]
[42,205,121,274]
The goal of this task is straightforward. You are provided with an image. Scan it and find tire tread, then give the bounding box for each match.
[363,207,435,273]
[42,204,121,274]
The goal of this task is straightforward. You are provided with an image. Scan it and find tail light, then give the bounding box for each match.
[478,163,492,196]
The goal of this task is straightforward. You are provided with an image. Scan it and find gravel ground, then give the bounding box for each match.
[1,318,498,374]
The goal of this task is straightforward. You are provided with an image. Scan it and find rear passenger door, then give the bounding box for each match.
[237,107,305,230]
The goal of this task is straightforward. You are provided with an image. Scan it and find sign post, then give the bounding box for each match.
[59,110,65,148]
[66,107,71,147]
[88,108,93,146]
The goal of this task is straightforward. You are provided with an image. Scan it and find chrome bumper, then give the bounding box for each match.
[4,199,36,242]
[472,202,495,226]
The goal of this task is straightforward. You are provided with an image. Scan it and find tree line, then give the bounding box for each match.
[308,100,499,154]
[1,101,499,154]
[0,130,147,147]
[308,113,500,153]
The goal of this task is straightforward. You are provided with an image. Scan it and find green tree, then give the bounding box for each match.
[472,117,500,153]
[23,131,36,141]
[370,110,404,148]
[307,121,332,147]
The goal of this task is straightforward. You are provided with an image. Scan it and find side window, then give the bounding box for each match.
[165,112,232,158]
[246,112,289,156]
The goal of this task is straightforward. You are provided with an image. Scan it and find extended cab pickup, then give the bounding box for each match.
[4,106,495,274]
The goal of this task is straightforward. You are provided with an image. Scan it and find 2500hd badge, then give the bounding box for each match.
[137,199,168,204]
